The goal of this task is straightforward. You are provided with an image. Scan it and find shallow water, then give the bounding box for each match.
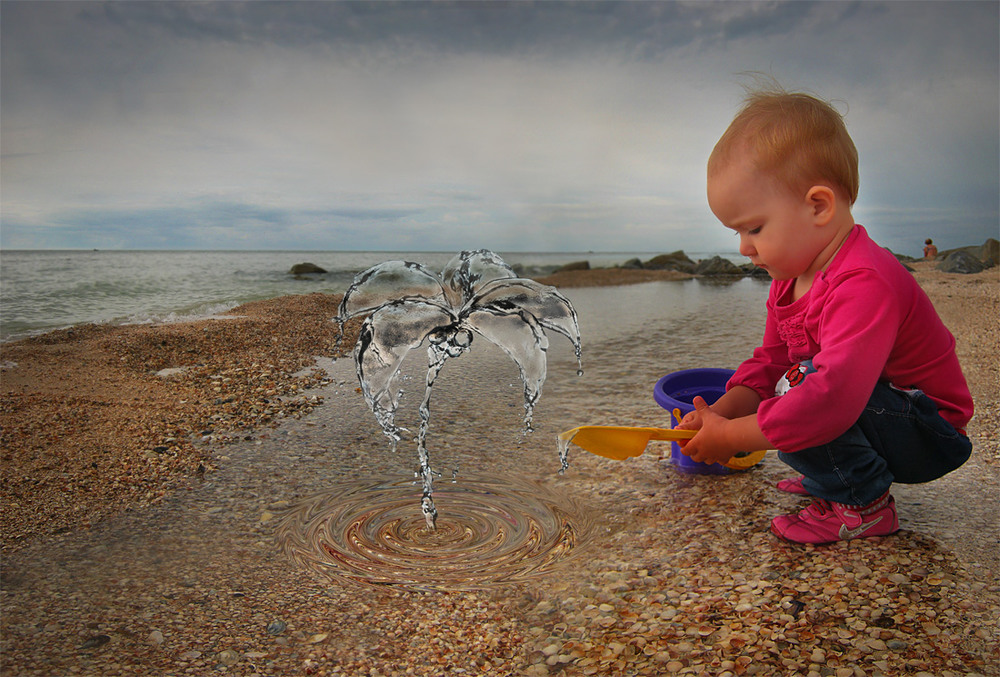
[0,249,744,340]
[3,277,997,675]
[276,474,594,592]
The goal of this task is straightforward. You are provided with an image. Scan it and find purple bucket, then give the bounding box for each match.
[653,368,735,475]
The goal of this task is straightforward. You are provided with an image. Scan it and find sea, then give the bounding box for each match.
[0,249,748,342]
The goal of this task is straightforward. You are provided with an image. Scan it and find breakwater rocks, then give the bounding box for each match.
[551,238,999,280]
[934,238,999,274]
[548,251,765,279]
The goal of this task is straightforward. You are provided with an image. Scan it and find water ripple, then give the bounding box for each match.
[275,474,594,592]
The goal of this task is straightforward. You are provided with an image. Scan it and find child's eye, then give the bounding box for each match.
[748,226,763,235]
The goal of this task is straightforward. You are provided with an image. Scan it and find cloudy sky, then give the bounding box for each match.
[2,1,997,255]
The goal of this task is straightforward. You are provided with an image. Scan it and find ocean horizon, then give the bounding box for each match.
[0,249,745,342]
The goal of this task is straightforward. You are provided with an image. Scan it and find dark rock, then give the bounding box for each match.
[937,250,986,274]
[937,238,998,268]
[741,263,771,279]
[621,258,644,269]
[694,256,743,276]
[556,260,590,272]
[289,262,327,275]
[645,251,695,272]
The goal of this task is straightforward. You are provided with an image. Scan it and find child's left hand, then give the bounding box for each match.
[675,396,739,466]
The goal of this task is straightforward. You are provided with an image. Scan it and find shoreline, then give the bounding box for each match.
[1,264,997,553]
[1,264,998,676]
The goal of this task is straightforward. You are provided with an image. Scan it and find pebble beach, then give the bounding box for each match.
[1,262,997,676]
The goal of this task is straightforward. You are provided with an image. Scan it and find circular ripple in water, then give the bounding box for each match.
[275,474,594,592]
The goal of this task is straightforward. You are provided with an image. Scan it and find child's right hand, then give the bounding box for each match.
[676,395,771,465]
[674,404,704,447]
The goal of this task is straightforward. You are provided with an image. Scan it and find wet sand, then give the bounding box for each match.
[1,263,997,676]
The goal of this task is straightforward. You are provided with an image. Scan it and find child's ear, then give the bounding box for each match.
[806,185,836,225]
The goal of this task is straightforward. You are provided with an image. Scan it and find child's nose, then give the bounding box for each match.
[738,235,756,257]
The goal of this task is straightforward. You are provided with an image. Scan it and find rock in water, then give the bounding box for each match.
[645,251,695,273]
[694,256,743,276]
[289,262,327,275]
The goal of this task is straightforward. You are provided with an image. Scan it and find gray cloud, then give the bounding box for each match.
[1,1,997,255]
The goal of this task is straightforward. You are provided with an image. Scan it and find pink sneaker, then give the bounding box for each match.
[776,475,811,495]
[770,492,899,544]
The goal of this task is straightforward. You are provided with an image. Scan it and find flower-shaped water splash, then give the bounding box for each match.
[336,250,583,529]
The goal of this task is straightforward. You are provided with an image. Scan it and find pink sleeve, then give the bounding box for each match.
[756,270,901,452]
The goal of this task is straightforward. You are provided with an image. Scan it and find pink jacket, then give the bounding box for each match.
[729,225,974,452]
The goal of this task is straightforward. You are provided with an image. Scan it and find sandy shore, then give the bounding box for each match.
[1,263,998,676]
[1,293,359,549]
[0,269,681,551]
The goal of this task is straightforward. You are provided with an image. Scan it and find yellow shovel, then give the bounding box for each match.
[558,424,766,470]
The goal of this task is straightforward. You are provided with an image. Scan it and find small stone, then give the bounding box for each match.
[147,630,164,645]
[78,635,111,651]
[266,620,287,635]
[307,632,328,644]
[216,649,240,666]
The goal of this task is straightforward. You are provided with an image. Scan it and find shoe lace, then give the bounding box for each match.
[803,499,833,519]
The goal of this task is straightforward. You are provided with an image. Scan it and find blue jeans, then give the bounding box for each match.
[777,382,972,506]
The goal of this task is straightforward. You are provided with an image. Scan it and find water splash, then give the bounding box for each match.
[274,475,594,592]
[557,436,572,475]
[336,250,583,528]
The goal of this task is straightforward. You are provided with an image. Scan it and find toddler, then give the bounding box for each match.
[677,87,974,544]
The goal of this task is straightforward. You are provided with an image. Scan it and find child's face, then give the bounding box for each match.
[707,154,827,282]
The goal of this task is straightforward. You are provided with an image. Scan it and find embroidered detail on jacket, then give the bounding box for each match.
[777,313,808,347]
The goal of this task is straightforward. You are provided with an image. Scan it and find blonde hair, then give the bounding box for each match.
[708,87,860,205]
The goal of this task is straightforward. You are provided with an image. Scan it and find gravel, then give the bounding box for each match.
[1,265,996,676]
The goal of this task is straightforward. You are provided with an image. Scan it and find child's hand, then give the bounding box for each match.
[677,396,739,466]
[674,407,703,432]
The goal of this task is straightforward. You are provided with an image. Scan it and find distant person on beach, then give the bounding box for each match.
[676,86,974,545]
[923,238,939,259]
